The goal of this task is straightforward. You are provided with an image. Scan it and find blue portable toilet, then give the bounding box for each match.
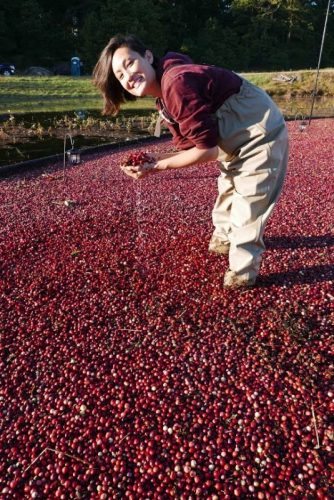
[71,57,81,76]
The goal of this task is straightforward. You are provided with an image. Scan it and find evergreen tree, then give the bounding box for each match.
[80,0,169,69]
[0,0,332,72]
[0,1,22,64]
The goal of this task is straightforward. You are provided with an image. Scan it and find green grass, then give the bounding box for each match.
[0,76,156,114]
[1,69,334,114]
[241,68,334,97]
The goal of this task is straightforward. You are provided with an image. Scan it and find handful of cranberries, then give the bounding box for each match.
[122,151,155,166]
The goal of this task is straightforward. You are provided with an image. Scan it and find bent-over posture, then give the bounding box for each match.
[93,34,289,289]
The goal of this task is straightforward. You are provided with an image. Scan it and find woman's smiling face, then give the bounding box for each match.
[112,46,161,98]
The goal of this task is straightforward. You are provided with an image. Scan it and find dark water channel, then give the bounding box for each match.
[0,109,157,167]
[0,97,333,167]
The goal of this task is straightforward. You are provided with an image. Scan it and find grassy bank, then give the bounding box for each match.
[1,69,334,114]
[0,76,154,114]
[241,68,334,98]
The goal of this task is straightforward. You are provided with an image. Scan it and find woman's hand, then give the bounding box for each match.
[120,145,219,180]
[120,161,158,180]
[154,159,170,171]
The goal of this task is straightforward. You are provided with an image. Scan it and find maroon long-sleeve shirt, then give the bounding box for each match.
[155,52,242,150]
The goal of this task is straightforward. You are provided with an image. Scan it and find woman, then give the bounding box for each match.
[93,34,289,289]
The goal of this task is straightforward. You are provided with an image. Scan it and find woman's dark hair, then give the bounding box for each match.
[93,34,157,116]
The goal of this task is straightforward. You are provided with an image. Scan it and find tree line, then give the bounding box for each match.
[1,0,333,73]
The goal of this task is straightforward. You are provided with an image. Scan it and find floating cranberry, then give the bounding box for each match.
[0,120,332,497]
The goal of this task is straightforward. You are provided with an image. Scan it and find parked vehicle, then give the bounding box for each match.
[0,63,15,76]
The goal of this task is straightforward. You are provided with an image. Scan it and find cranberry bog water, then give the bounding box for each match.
[1,119,333,498]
